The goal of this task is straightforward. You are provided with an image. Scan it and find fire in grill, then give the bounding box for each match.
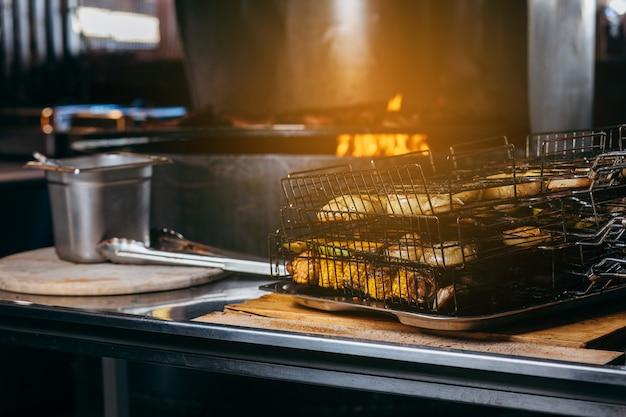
[335,93,430,157]
[269,124,626,327]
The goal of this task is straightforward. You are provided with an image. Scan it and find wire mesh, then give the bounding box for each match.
[271,135,626,317]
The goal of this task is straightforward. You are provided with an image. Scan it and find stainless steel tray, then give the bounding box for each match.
[261,280,626,331]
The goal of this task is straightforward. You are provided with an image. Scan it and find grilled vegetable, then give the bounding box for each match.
[289,250,372,287]
[317,194,387,222]
[288,251,438,305]
[318,240,385,257]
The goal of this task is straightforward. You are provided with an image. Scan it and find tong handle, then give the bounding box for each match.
[97,237,288,276]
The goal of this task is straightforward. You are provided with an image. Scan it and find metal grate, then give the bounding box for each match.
[272,132,626,318]
[525,124,626,157]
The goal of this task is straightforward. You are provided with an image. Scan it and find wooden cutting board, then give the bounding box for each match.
[0,247,228,296]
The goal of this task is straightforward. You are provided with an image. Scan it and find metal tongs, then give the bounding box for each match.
[96,228,288,277]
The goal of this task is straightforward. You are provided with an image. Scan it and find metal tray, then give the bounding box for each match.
[261,280,626,331]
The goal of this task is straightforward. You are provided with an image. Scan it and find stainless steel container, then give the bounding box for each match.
[31,152,171,263]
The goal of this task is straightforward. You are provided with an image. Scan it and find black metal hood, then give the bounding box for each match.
[174,1,528,128]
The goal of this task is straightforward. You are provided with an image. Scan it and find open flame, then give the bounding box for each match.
[336,93,429,157]
[387,92,403,112]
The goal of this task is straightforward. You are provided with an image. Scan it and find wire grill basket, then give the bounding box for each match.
[270,128,626,319]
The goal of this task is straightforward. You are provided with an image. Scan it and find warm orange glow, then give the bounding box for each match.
[336,93,428,157]
[387,92,402,112]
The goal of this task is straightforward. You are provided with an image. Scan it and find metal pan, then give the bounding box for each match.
[262,280,626,331]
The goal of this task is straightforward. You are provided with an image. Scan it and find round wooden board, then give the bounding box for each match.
[0,247,228,296]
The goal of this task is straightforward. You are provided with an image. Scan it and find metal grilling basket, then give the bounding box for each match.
[268,126,626,330]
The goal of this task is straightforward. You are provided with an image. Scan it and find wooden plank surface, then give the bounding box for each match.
[194,293,626,365]
[429,300,626,350]
[0,247,227,296]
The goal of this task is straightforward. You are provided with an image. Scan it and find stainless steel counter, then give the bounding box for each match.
[1,273,625,417]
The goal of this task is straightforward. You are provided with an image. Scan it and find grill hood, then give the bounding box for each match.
[174,0,595,140]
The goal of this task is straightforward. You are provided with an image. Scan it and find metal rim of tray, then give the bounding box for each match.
[261,280,626,331]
